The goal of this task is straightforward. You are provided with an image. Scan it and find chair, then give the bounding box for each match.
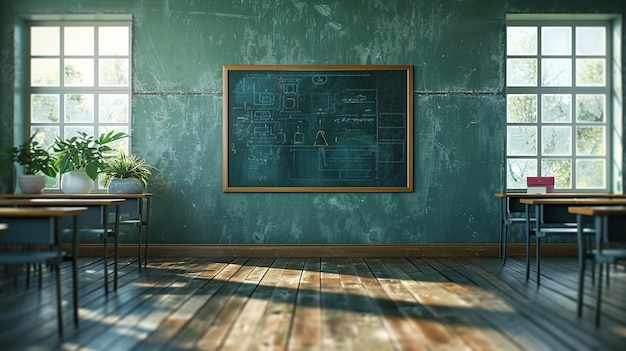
[578,213,626,327]
[527,203,595,286]
[62,203,120,293]
[500,196,534,264]
[0,219,66,336]
[108,197,150,270]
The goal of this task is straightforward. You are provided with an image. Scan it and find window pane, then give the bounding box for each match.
[541,27,571,55]
[576,126,605,156]
[506,21,609,192]
[507,159,537,189]
[99,126,129,154]
[507,26,537,55]
[542,126,571,155]
[576,27,605,55]
[99,94,129,123]
[99,58,129,86]
[576,59,605,86]
[507,59,537,86]
[65,126,95,138]
[28,21,132,192]
[576,94,605,122]
[64,58,95,86]
[31,27,59,55]
[30,126,59,149]
[542,94,571,122]
[31,58,60,86]
[64,94,94,122]
[31,94,60,122]
[542,159,572,189]
[507,126,537,156]
[507,94,537,123]
[576,159,605,188]
[99,27,129,55]
[64,27,94,56]
[541,58,572,86]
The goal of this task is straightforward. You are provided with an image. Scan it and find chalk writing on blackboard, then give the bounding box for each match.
[223,65,413,192]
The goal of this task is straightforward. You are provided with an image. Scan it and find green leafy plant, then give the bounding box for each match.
[0,133,58,177]
[53,130,128,180]
[102,152,154,186]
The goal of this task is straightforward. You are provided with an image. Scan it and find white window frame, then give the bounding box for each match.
[505,15,622,193]
[23,17,133,191]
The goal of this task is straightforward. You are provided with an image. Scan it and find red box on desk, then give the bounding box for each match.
[527,176,555,193]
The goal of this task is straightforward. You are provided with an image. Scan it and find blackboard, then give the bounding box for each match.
[223,65,413,192]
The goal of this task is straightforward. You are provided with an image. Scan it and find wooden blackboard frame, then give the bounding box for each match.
[223,65,413,192]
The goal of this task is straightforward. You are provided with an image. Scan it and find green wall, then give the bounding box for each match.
[1,0,624,245]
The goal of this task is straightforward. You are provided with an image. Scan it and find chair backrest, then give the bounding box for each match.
[0,217,55,245]
[107,198,141,219]
[541,204,575,224]
[508,197,526,214]
[61,205,105,227]
[542,204,594,227]
[605,216,626,241]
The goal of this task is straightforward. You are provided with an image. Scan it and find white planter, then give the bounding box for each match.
[61,170,94,194]
[18,174,46,194]
[107,178,145,194]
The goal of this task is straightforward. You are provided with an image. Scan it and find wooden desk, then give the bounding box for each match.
[0,193,153,270]
[0,198,126,292]
[519,197,626,286]
[0,206,88,333]
[494,193,626,263]
[568,205,626,327]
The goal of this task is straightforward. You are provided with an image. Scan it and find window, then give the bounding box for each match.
[506,18,615,192]
[26,20,132,189]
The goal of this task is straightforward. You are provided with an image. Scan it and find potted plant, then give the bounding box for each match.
[102,152,154,194]
[0,133,58,194]
[53,130,127,194]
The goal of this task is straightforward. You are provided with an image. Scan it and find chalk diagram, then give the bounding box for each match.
[228,71,407,187]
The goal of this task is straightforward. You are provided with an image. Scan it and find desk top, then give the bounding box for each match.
[0,207,89,217]
[494,193,626,198]
[568,206,626,216]
[520,198,626,205]
[0,193,153,199]
[0,198,126,206]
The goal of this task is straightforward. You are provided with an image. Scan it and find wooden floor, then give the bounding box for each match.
[1,256,625,351]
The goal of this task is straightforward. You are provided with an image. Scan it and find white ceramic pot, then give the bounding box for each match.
[108,178,145,194]
[18,174,46,194]
[61,170,94,194]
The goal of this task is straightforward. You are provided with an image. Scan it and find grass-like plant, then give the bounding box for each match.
[102,152,154,186]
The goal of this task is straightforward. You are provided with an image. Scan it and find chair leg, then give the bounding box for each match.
[525,232,531,281]
[577,252,586,317]
[103,235,109,294]
[38,263,43,289]
[25,263,31,289]
[502,223,509,265]
[596,263,604,327]
[54,264,64,337]
[138,223,143,270]
[536,236,541,287]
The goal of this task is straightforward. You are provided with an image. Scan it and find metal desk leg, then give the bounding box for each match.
[114,205,120,290]
[525,204,531,281]
[72,215,79,326]
[144,198,151,269]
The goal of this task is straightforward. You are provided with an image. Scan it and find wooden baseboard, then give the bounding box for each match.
[66,243,578,258]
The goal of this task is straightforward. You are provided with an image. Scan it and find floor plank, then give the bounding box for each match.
[0,256,625,351]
